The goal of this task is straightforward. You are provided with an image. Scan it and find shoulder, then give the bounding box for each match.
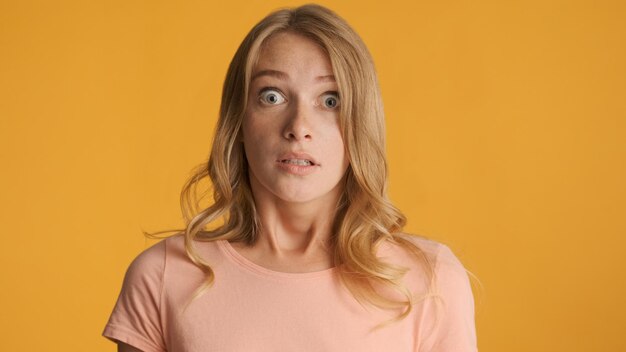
[386,232,473,295]
[121,234,186,284]
[393,233,478,350]
[119,238,168,292]
[392,232,468,272]
[130,239,166,266]
[393,232,441,255]
[104,238,173,351]
[128,233,190,264]
[125,234,228,285]
[394,232,475,317]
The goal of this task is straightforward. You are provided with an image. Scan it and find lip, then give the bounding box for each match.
[276,151,319,176]
[276,152,319,166]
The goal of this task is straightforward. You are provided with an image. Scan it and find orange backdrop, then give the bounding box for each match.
[1,0,624,351]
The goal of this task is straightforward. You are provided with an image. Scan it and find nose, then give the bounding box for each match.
[282,101,313,141]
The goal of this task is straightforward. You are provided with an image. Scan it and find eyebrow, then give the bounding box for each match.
[251,69,335,83]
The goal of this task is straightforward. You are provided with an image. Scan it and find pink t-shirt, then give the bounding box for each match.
[102,234,477,351]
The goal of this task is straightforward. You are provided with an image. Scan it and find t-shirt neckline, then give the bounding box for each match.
[216,239,339,280]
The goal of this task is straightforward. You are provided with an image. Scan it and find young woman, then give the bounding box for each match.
[103,4,478,352]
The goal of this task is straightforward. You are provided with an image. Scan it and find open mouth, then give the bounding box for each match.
[280,159,315,166]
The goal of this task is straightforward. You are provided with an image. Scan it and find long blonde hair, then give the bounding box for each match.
[148,3,440,331]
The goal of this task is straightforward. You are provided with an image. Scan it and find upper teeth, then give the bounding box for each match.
[282,159,312,165]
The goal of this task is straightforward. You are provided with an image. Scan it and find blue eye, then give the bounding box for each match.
[321,92,340,109]
[259,88,285,105]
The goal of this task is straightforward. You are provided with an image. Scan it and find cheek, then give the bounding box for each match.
[241,115,279,170]
[242,115,267,145]
[321,126,348,166]
[327,121,346,150]
[243,110,282,138]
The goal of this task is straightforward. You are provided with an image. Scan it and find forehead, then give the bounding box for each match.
[253,31,334,79]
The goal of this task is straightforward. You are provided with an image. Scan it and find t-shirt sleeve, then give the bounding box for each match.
[102,240,167,352]
[419,243,478,352]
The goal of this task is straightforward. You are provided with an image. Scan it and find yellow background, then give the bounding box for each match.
[1,0,624,351]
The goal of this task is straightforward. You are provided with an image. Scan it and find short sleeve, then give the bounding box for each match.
[102,240,167,352]
[419,244,478,352]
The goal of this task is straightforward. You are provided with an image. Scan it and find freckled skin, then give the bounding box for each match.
[242,31,349,206]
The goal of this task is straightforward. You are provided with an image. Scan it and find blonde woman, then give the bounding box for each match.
[103,4,477,352]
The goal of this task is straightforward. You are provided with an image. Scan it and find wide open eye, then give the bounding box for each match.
[321,92,340,109]
[259,88,286,105]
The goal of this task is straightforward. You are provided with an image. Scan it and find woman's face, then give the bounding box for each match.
[241,31,349,205]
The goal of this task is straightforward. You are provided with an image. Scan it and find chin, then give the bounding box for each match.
[270,177,345,205]
[274,191,322,204]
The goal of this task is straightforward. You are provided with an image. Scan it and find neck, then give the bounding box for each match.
[246,173,342,261]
